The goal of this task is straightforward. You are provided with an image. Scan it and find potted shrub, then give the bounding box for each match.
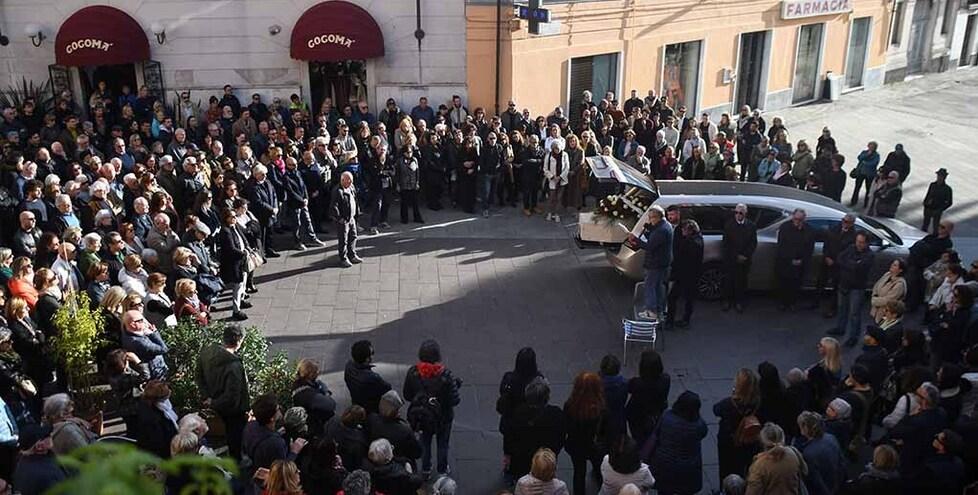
[50,291,107,431]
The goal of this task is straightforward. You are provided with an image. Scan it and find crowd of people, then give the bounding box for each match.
[0,79,972,495]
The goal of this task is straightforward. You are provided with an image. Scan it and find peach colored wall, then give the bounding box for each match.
[466,0,890,114]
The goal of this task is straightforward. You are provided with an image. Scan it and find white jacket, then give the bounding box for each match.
[543,151,570,190]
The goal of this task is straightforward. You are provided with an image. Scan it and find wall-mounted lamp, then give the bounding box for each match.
[268,24,282,36]
[0,27,9,46]
[25,24,44,47]
[150,22,166,44]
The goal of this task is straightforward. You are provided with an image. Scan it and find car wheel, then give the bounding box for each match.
[698,263,726,301]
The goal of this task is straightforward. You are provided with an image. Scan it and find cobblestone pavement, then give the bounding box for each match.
[216,69,978,494]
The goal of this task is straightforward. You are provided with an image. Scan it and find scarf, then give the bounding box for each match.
[185,295,201,309]
[417,362,445,379]
[157,398,179,428]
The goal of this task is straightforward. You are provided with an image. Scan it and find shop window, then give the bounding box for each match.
[569,53,619,107]
[662,41,703,113]
[890,1,906,46]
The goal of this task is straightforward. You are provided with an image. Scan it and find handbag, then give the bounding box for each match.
[849,168,858,179]
[245,248,265,272]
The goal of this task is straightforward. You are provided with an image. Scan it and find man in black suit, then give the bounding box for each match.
[776,208,816,311]
[721,203,757,313]
[330,171,361,268]
[243,164,280,258]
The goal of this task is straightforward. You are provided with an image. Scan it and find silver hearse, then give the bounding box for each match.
[577,164,926,299]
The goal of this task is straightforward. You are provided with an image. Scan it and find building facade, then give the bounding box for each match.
[884,0,978,80]
[467,0,892,118]
[0,0,467,119]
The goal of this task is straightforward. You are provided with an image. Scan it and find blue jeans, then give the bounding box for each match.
[836,287,866,340]
[644,268,667,314]
[420,420,452,473]
[477,174,494,212]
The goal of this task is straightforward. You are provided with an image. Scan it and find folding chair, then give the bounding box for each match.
[622,318,658,362]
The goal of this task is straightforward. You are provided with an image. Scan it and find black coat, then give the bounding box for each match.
[777,221,816,264]
[33,293,61,338]
[722,219,757,263]
[282,168,309,208]
[854,345,889,390]
[649,410,709,494]
[822,225,856,261]
[837,245,875,290]
[366,414,422,461]
[508,404,566,478]
[673,232,704,278]
[402,365,461,423]
[888,408,948,475]
[368,460,424,495]
[713,397,760,479]
[243,178,277,225]
[922,181,952,212]
[9,318,53,386]
[330,186,357,223]
[324,416,369,471]
[132,400,178,458]
[292,379,336,436]
[842,468,903,495]
[216,223,247,285]
[343,361,392,414]
[908,234,952,268]
[625,374,671,443]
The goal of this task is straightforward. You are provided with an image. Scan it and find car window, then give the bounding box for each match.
[678,205,733,235]
[806,219,841,243]
[752,207,785,229]
[854,225,883,247]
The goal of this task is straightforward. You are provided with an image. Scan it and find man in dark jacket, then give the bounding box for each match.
[776,208,815,311]
[366,391,422,469]
[344,340,392,414]
[196,325,250,460]
[880,143,910,182]
[871,171,902,218]
[831,232,875,346]
[888,382,948,476]
[667,219,704,328]
[243,164,280,258]
[722,204,757,313]
[330,171,360,268]
[910,429,967,494]
[629,205,674,321]
[793,411,846,495]
[814,214,856,317]
[282,157,324,251]
[402,339,460,476]
[477,133,502,218]
[906,220,954,311]
[241,393,307,483]
[921,168,952,233]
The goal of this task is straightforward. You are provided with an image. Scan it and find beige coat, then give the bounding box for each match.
[870,272,907,322]
[746,446,807,495]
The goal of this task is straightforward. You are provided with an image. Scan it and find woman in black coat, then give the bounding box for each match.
[132,380,178,459]
[626,349,671,446]
[498,347,544,471]
[6,299,54,391]
[649,391,709,495]
[292,359,337,437]
[216,208,248,321]
[756,361,799,440]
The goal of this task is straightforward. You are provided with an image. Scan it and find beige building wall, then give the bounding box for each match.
[467,0,890,117]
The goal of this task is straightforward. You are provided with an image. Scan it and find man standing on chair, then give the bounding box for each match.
[330,171,362,268]
[629,205,674,321]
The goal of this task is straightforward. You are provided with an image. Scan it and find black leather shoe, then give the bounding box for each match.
[265,250,281,258]
[231,311,249,321]
[240,301,253,309]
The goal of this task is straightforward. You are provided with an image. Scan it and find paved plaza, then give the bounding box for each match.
[215,68,978,493]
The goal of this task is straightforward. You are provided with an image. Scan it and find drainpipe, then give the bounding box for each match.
[415,0,426,84]
[494,0,502,116]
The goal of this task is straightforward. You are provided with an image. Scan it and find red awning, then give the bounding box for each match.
[290,1,385,61]
[55,6,150,66]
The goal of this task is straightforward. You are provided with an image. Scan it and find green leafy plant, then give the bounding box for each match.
[0,77,54,112]
[51,442,237,495]
[162,320,294,414]
[50,291,107,415]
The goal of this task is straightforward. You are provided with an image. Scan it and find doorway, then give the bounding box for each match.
[792,24,824,103]
[961,14,977,66]
[736,31,769,110]
[908,0,933,74]
[308,60,367,116]
[662,41,703,113]
[845,18,872,88]
[80,64,137,110]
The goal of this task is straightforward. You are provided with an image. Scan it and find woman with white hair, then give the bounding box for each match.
[44,393,99,455]
[366,438,423,495]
